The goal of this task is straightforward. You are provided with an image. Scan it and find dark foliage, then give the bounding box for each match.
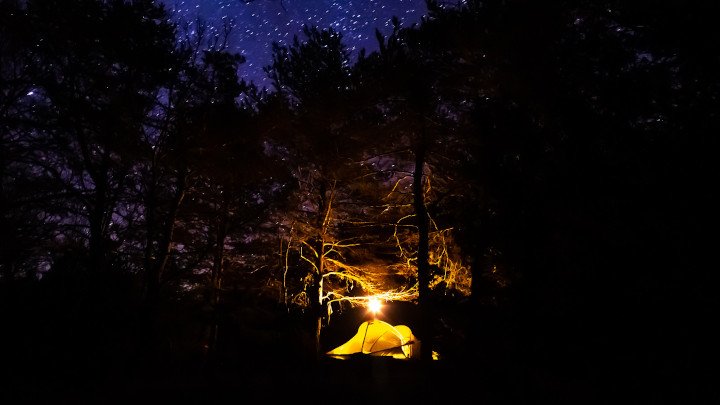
[0,0,717,403]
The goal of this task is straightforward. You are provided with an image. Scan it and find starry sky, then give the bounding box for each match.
[159,0,428,87]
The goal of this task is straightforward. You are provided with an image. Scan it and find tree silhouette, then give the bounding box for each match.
[26,0,177,276]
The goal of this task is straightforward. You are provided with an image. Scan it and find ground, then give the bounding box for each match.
[1,290,716,404]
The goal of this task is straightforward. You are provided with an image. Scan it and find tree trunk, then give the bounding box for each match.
[205,199,228,371]
[310,183,329,359]
[144,170,187,306]
[310,236,325,359]
[88,177,109,272]
[211,199,229,305]
[414,137,433,362]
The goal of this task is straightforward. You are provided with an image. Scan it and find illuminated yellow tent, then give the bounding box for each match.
[326,319,419,360]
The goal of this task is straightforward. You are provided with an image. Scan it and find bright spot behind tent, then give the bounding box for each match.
[367,297,382,315]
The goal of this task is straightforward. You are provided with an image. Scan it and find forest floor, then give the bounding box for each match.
[1,286,716,404]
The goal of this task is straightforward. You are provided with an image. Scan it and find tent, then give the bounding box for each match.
[326,319,420,360]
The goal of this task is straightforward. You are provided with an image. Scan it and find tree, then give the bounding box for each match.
[264,25,407,356]
[412,2,718,391]
[354,15,467,361]
[0,0,56,279]
[135,23,246,306]
[26,0,177,276]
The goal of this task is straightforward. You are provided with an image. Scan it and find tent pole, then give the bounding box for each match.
[360,321,372,353]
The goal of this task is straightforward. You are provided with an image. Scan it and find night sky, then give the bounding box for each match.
[160,0,428,87]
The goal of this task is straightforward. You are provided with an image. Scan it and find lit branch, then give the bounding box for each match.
[324,240,363,249]
[321,181,336,230]
[300,240,319,258]
[322,270,366,282]
[298,244,319,272]
[325,286,419,308]
[385,177,408,200]
[322,240,362,258]
[393,213,417,261]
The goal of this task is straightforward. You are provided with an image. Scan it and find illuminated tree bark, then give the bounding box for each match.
[265,25,380,357]
[413,135,433,362]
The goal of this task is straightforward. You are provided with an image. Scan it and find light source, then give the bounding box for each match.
[367,297,382,317]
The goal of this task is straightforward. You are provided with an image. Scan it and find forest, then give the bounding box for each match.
[1,0,717,403]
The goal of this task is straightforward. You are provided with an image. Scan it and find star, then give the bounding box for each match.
[160,0,428,87]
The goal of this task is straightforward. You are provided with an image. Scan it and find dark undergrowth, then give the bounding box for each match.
[1,277,716,404]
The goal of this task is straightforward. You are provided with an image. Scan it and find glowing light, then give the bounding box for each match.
[368,297,382,314]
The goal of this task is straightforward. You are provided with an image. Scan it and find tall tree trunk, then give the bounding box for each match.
[88,178,109,272]
[282,223,294,307]
[144,170,187,306]
[211,200,229,304]
[414,137,433,362]
[205,198,228,371]
[308,234,325,359]
[143,177,158,290]
[310,182,329,359]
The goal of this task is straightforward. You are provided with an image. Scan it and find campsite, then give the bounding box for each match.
[1,0,716,403]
